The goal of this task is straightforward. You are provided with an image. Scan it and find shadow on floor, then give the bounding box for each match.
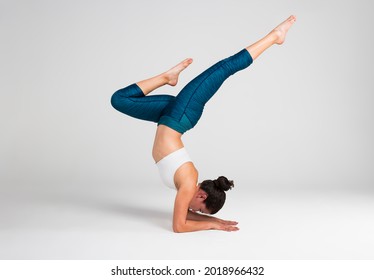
[5,188,173,231]
[94,201,172,231]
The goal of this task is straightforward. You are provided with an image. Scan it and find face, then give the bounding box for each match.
[189,189,210,214]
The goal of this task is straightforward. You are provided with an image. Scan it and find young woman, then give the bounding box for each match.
[111,15,296,233]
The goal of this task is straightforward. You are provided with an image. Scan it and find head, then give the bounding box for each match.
[189,176,234,215]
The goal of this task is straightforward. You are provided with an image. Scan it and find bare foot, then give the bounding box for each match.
[164,58,193,86]
[271,15,297,45]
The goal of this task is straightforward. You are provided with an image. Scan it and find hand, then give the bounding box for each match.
[211,220,239,232]
[216,218,238,226]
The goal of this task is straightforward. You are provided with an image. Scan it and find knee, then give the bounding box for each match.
[110,90,122,111]
[111,88,132,112]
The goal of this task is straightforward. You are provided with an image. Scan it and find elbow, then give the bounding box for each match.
[173,223,185,233]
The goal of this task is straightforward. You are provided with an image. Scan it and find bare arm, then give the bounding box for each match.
[187,210,217,222]
[172,163,238,233]
[187,211,238,226]
[173,185,239,233]
[173,187,214,233]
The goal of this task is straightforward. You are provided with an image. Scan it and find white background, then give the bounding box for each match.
[1,0,373,259]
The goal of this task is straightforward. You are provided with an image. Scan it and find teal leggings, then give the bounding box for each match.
[111,49,253,134]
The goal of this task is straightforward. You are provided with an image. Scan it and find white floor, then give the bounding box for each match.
[1,183,373,260]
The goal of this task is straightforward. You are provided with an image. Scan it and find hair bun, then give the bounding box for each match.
[214,176,234,192]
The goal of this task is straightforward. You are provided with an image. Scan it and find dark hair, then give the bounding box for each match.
[200,176,234,214]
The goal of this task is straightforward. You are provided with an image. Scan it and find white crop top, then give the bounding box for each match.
[156,147,192,189]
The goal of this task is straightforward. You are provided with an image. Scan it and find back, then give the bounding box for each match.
[156,147,193,189]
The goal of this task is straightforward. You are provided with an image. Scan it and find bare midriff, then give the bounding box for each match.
[152,125,184,163]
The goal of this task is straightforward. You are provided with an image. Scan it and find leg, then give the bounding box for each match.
[158,15,296,134]
[246,15,296,60]
[111,83,176,123]
[111,58,193,122]
[137,58,193,95]
[158,48,253,133]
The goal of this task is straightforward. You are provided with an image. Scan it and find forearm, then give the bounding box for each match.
[173,219,214,233]
[187,210,219,222]
[172,186,237,233]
